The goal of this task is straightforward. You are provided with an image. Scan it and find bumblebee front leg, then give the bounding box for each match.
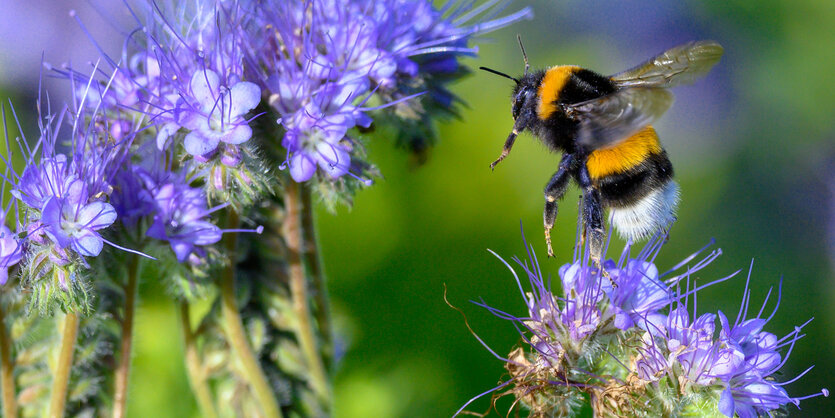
[490,129,519,170]
[544,153,575,257]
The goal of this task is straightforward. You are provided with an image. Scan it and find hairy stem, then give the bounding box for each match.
[0,303,16,418]
[49,312,79,418]
[284,181,331,403]
[113,255,140,418]
[300,184,332,368]
[220,210,283,418]
[179,302,219,418]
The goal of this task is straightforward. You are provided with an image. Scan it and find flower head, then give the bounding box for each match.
[145,174,223,263]
[247,0,531,183]
[178,70,261,157]
[0,72,143,312]
[459,229,828,417]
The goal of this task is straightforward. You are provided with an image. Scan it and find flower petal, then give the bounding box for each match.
[73,231,104,257]
[171,240,193,262]
[184,131,221,156]
[156,122,181,150]
[78,201,117,231]
[221,124,253,145]
[190,69,221,111]
[289,154,316,182]
[315,143,350,178]
[229,81,261,117]
[718,386,735,417]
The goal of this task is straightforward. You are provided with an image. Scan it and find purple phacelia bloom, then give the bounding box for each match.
[40,196,116,257]
[246,0,531,183]
[605,259,671,332]
[110,163,156,227]
[635,267,829,417]
[460,228,828,417]
[4,66,142,265]
[283,103,354,182]
[146,179,223,262]
[710,277,829,417]
[170,70,261,157]
[64,2,257,163]
[0,223,23,285]
[13,155,81,211]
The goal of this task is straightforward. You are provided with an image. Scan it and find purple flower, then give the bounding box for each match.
[712,278,829,417]
[146,180,223,262]
[175,70,261,157]
[606,259,671,332]
[463,229,828,417]
[40,196,116,257]
[0,224,23,285]
[246,0,531,183]
[110,164,156,227]
[12,155,81,211]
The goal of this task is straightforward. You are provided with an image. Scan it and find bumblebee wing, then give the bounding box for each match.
[569,87,673,150]
[611,40,723,88]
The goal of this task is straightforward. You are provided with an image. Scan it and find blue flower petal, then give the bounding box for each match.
[73,231,104,257]
[229,81,261,117]
[78,201,117,231]
[184,130,221,156]
[718,386,735,417]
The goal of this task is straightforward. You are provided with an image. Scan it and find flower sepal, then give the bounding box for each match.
[22,247,92,316]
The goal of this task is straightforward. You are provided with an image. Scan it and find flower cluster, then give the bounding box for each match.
[460,233,828,417]
[1,77,137,312]
[244,0,532,182]
[57,0,530,208]
[3,0,528,312]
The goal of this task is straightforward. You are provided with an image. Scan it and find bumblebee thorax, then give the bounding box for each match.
[537,65,581,120]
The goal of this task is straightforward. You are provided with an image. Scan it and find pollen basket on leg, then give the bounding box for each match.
[536,66,580,120]
[586,126,662,179]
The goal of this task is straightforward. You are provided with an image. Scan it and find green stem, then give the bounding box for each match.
[179,302,219,418]
[220,210,283,418]
[0,303,16,418]
[284,181,331,404]
[300,184,332,369]
[113,255,140,418]
[49,312,79,418]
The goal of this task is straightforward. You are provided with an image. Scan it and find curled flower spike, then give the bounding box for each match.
[0,68,152,312]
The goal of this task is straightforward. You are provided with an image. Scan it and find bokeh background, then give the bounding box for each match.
[0,0,833,416]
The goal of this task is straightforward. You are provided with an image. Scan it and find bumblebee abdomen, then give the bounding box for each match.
[591,126,675,208]
[610,181,679,241]
[586,126,662,179]
[588,125,678,239]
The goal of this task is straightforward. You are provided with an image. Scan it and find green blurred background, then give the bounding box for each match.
[1,0,833,416]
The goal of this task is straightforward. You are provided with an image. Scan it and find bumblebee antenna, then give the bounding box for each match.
[479,66,519,83]
[517,34,529,74]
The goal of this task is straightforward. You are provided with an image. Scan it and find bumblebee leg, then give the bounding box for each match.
[543,154,574,257]
[576,162,615,286]
[490,129,518,170]
[581,188,605,264]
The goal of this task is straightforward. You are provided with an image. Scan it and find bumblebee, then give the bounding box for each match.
[482,38,723,262]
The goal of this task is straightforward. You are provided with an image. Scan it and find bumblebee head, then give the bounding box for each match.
[480,35,538,127]
[510,73,541,120]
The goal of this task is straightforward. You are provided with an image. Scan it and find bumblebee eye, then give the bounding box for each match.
[512,95,524,119]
